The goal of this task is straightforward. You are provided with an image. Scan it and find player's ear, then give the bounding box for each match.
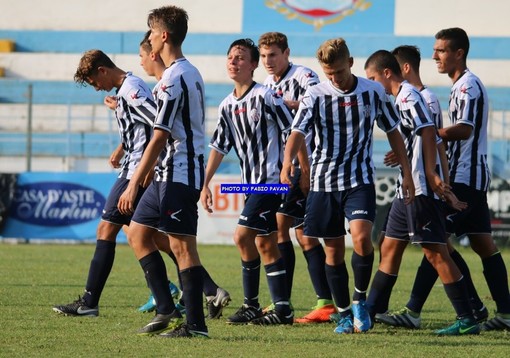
[348,57,354,68]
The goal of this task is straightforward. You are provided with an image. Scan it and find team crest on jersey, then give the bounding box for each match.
[250,108,261,122]
[460,85,472,94]
[305,71,316,78]
[160,84,174,96]
[362,104,372,118]
[130,89,141,100]
[266,0,371,31]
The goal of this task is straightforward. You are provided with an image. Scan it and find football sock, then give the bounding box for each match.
[265,258,291,315]
[444,277,473,319]
[366,270,397,316]
[406,255,438,313]
[351,250,374,301]
[278,241,295,299]
[139,251,176,314]
[83,239,116,307]
[325,262,350,310]
[482,252,510,313]
[181,266,207,331]
[450,250,484,310]
[201,266,219,297]
[242,257,261,308]
[303,244,332,300]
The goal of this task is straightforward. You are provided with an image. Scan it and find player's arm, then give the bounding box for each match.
[117,128,168,214]
[281,131,305,187]
[200,149,225,213]
[109,143,124,168]
[386,129,415,204]
[437,140,449,185]
[438,123,472,142]
[421,126,447,197]
[295,139,310,196]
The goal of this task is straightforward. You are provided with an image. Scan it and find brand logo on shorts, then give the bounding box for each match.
[258,210,271,221]
[421,221,432,232]
[239,214,248,221]
[167,209,182,222]
[446,213,456,223]
[351,209,368,216]
[296,199,305,208]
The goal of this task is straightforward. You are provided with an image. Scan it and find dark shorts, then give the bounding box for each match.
[385,196,446,245]
[238,193,282,235]
[102,178,145,226]
[445,183,491,236]
[304,184,376,239]
[132,181,200,236]
[277,168,306,228]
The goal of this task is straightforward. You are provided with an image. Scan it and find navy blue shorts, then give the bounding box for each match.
[385,196,446,245]
[445,183,491,236]
[102,178,146,226]
[277,168,306,228]
[238,193,282,235]
[132,181,200,236]
[304,184,376,239]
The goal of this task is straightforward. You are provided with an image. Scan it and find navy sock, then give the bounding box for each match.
[83,240,116,307]
[482,252,510,313]
[265,258,290,315]
[351,250,374,301]
[139,251,175,314]
[443,277,472,319]
[303,245,332,300]
[202,266,219,297]
[325,262,350,310]
[278,241,295,299]
[242,257,261,308]
[366,270,397,317]
[450,250,483,310]
[407,255,438,313]
[181,266,207,332]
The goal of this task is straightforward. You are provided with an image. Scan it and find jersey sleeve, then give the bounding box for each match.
[453,78,481,129]
[291,88,315,136]
[153,77,183,133]
[266,90,293,133]
[208,105,232,155]
[376,91,400,132]
[125,85,157,127]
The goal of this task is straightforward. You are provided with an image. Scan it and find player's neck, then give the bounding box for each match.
[450,65,467,84]
[160,44,184,67]
[233,80,255,98]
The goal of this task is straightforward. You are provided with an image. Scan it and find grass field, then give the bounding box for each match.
[1,243,509,357]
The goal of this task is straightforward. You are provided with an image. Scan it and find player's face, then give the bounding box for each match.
[226,45,257,82]
[259,45,289,78]
[321,57,354,91]
[149,25,164,55]
[139,47,155,77]
[365,65,391,94]
[87,68,113,92]
[432,39,460,75]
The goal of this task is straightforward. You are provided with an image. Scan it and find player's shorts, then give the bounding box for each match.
[238,193,282,235]
[304,184,376,239]
[132,181,200,237]
[102,178,146,226]
[445,183,491,236]
[277,168,306,228]
[385,195,446,245]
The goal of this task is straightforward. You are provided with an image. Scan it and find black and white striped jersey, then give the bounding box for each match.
[115,72,156,180]
[210,82,293,184]
[152,58,206,190]
[395,81,441,199]
[292,76,400,192]
[421,86,443,132]
[447,70,490,191]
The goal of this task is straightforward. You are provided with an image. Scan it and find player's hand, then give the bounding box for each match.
[280,160,295,187]
[443,190,468,211]
[383,150,399,167]
[109,146,124,169]
[428,173,450,199]
[298,168,310,197]
[200,186,214,213]
[118,184,138,215]
[104,96,118,110]
[402,173,415,205]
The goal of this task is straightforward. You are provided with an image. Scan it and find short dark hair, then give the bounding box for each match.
[435,27,469,60]
[147,5,188,47]
[74,49,115,85]
[227,38,259,63]
[364,49,401,76]
[139,30,152,53]
[391,45,421,72]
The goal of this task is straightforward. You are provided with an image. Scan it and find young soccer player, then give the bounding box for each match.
[257,31,336,323]
[201,38,294,325]
[117,5,208,338]
[52,49,157,317]
[364,49,479,335]
[136,31,231,319]
[281,38,414,334]
[373,45,487,328]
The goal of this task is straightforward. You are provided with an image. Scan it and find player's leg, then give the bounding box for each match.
[275,213,296,304]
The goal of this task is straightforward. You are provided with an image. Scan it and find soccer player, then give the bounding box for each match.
[117,5,208,338]
[436,28,510,330]
[201,38,294,325]
[364,49,480,335]
[52,49,156,317]
[281,38,414,334]
[136,31,231,319]
[257,31,336,323]
[373,45,487,328]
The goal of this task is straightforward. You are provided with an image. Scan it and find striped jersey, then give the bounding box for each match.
[394,81,442,199]
[264,63,319,163]
[421,86,443,131]
[209,82,293,184]
[153,58,206,190]
[114,72,156,180]
[292,76,400,192]
[447,69,490,191]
